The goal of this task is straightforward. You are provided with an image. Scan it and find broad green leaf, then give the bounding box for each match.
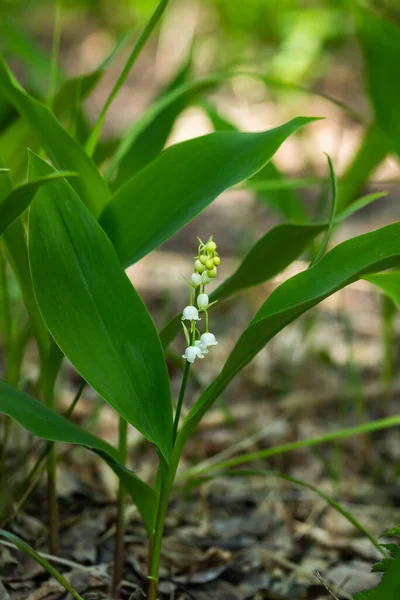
[175,222,400,459]
[112,56,193,189]
[357,9,400,159]
[202,101,307,223]
[0,165,48,356]
[0,530,84,600]
[0,55,110,216]
[364,271,400,310]
[336,125,388,212]
[28,153,173,460]
[0,380,157,534]
[100,117,319,267]
[0,171,77,235]
[105,75,229,180]
[160,222,326,348]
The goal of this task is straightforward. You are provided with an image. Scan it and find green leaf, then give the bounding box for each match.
[0,529,84,600]
[112,55,193,189]
[85,0,169,157]
[100,117,320,267]
[0,119,37,185]
[28,153,173,460]
[354,551,400,600]
[0,164,49,356]
[202,101,307,223]
[160,222,326,348]
[0,18,55,92]
[105,75,224,179]
[357,9,400,159]
[364,271,400,310]
[249,161,307,223]
[0,380,157,534]
[335,192,388,222]
[0,170,77,235]
[0,55,110,216]
[336,125,388,212]
[175,222,400,458]
[382,525,400,538]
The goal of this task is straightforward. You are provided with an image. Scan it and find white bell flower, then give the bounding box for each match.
[195,340,208,355]
[201,332,218,347]
[191,272,202,286]
[197,293,209,309]
[182,345,204,363]
[182,306,201,321]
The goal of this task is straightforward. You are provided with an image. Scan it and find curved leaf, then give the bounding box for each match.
[175,222,400,458]
[100,117,319,267]
[0,171,77,235]
[112,55,193,189]
[0,380,157,534]
[160,222,326,348]
[0,530,84,600]
[28,153,173,461]
[309,153,337,266]
[0,55,110,216]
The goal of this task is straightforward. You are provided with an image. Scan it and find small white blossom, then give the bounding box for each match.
[195,340,208,355]
[191,272,202,286]
[197,293,209,309]
[182,306,201,321]
[201,332,218,347]
[182,345,204,363]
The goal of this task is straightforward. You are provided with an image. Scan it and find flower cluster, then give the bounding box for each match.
[181,236,219,363]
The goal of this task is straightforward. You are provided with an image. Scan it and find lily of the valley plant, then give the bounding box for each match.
[1,2,400,600]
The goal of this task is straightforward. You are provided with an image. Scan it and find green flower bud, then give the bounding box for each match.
[195,259,205,273]
[207,241,217,252]
[205,259,214,270]
[199,255,208,265]
[213,256,220,266]
[207,266,217,278]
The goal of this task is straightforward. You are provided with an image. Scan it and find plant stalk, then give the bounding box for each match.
[111,416,128,597]
[147,460,171,600]
[43,367,59,555]
[173,360,190,443]
[382,294,395,403]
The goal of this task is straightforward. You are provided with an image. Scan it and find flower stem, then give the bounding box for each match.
[111,416,128,597]
[173,359,190,444]
[147,460,171,600]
